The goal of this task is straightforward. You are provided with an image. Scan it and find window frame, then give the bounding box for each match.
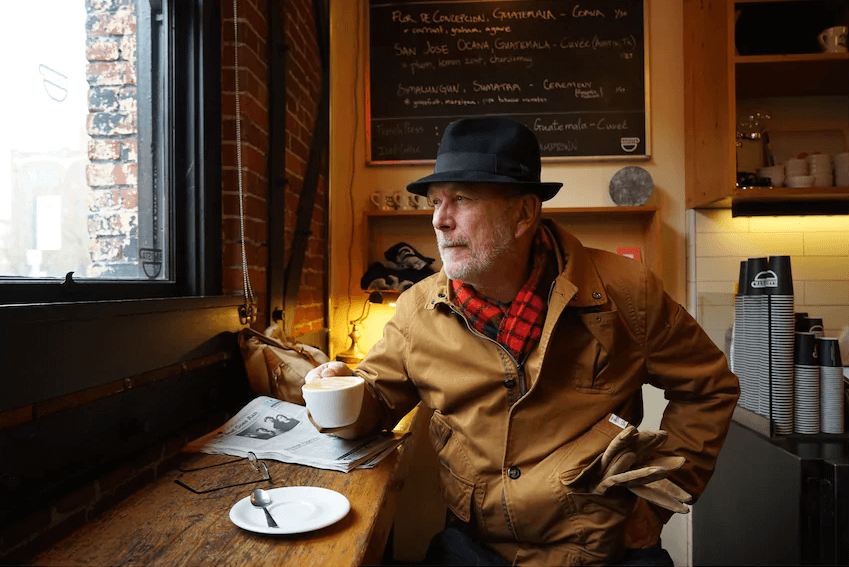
[0,0,236,415]
[0,0,221,304]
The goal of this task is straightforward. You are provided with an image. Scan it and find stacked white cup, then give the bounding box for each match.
[835,152,849,187]
[784,158,811,187]
[806,153,833,187]
[756,165,785,187]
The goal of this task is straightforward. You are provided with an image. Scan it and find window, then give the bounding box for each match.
[0,0,220,303]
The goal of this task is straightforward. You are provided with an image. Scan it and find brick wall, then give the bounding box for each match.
[222,0,327,334]
[0,0,329,559]
[85,0,140,278]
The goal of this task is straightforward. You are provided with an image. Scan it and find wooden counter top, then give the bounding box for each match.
[26,408,426,567]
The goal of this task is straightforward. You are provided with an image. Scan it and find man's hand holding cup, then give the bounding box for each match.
[302,362,365,435]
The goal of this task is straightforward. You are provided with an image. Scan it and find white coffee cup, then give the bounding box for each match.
[302,376,364,428]
[370,190,394,211]
[392,191,416,210]
[819,26,848,53]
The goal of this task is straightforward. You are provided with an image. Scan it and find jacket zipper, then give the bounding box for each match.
[445,303,527,397]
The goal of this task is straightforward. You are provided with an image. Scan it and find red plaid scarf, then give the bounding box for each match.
[452,229,554,361]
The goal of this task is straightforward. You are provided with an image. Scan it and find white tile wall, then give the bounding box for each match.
[693,209,849,342]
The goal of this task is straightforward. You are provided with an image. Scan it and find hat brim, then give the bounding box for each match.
[406,171,562,201]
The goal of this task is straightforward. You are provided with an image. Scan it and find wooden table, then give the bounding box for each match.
[28,409,426,567]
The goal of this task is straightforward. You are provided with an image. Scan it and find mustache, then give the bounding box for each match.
[437,238,467,249]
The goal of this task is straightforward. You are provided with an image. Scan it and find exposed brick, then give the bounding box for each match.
[88,139,121,161]
[89,0,133,11]
[96,462,135,495]
[88,87,119,112]
[86,61,136,86]
[119,35,137,65]
[0,507,52,552]
[117,87,138,113]
[86,37,120,62]
[86,163,138,187]
[122,139,138,162]
[88,236,132,263]
[86,112,137,136]
[54,483,97,515]
[90,188,138,210]
[86,8,136,37]
[87,210,137,238]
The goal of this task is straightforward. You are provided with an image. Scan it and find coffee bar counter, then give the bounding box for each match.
[21,407,426,567]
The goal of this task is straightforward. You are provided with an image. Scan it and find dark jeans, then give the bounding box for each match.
[421,527,674,566]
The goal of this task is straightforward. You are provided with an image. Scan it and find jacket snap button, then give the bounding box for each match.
[502,379,516,389]
[592,291,602,299]
[507,466,521,479]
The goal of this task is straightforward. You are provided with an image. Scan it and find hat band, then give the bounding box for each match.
[434,152,536,182]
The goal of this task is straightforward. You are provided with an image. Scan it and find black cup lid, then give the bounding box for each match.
[795,332,818,366]
[817,337,843,367]
[737,260,748,296]
[766,255,793,295]
[802,317,824,334]
[745,257,769,295]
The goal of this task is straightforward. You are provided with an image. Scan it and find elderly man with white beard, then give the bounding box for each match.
[306,116,739,566]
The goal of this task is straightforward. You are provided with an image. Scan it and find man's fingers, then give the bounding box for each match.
[304,361,353,383]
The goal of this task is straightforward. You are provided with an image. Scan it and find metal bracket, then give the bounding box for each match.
[239,303,257,325]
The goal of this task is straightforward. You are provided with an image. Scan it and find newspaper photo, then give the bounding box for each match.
[184,396,409,472]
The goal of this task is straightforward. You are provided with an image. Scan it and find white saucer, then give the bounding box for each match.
[229,486,350,535]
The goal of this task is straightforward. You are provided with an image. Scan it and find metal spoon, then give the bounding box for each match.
[250,488,278,528]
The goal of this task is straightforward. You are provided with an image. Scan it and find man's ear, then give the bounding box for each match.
[513,194,541,239]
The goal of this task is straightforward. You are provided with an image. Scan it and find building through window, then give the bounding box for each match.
[1,0,168,282]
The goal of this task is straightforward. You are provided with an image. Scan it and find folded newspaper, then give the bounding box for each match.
[185,396,409,472]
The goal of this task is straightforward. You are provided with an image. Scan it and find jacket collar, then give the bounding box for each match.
[542,219,608,308]
[425,219,607,310]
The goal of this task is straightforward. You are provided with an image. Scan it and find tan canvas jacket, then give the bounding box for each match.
[350,220,740,566]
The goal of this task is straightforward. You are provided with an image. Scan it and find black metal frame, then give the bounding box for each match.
[0,0,221,304]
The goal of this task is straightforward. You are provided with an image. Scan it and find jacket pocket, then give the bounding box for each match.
[548,414,635,557]
[429,411,478,523]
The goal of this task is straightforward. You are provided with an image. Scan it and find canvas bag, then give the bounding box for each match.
[237,327,329,405]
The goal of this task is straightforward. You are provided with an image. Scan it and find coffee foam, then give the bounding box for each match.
[302,376,360,391]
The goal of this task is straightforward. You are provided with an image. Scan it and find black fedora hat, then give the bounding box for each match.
[406,116,563,201]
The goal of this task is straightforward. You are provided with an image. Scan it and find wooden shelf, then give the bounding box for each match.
[364,206,662,281]
[735,52,849,64]
[695,186,849,210]
[684,0,849,209]
[736,54,849,98]
[735,0,829,4]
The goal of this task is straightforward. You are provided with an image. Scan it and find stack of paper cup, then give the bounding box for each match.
[733,261,757,410]
[735,258,769,413]
[760,255,795,435]
[793,331,820,434]
[806,154,833,187]
[818,337,844,434]
[835,152,849,187]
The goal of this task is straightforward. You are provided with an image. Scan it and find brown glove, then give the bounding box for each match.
[591,426,692,514]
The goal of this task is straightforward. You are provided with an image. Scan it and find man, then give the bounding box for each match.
[307,116,739,566]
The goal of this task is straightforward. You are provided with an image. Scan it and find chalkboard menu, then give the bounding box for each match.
[367,0,649,164]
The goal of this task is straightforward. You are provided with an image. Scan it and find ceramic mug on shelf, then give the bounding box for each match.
[392,191,416,210]
[818,26,848,53]
[370,189,394,211]
[410,194,429,209]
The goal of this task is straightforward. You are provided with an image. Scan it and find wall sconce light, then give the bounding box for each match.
[335,291,396,365]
